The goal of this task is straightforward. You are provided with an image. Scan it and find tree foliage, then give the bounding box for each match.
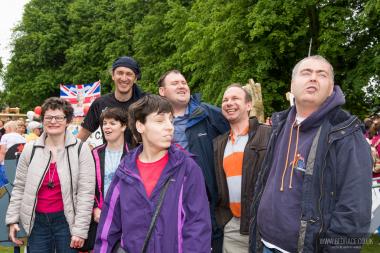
[2,0,379,118]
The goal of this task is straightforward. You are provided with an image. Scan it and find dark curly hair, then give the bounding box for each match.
[41,97,74,123]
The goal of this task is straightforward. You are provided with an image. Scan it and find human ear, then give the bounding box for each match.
[158,87,165,97]
[136,120,144,134]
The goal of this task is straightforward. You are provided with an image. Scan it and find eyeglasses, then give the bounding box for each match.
[44,115,66,122]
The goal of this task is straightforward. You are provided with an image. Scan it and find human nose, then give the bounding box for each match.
[50,117,58,122]
[121,74,129,80]
[165,119,174,131]
[178,82,187,89]
[310,71,317,81]
[223,99,232,106]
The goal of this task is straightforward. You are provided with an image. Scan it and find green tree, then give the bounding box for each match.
[3,0,72,110]
[63,0,150,92]
[0,57,3,75]
[2,0,379,117]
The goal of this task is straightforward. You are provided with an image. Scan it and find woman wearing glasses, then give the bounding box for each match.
[6,97,95,252]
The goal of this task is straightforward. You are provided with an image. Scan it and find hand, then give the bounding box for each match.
[8,224,24,246]
[93,207,101,223]
[70,235,84,249]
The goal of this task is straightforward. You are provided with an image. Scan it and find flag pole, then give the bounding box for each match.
[308,38,313,56]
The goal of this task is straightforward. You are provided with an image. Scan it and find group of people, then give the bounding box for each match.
[4,55,373,253]
[0,118,43,163]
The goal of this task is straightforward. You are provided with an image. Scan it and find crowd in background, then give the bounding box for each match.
[0,118,43,164]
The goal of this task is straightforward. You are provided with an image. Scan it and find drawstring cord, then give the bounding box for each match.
[280,119,300,191]
[289,127,300,189]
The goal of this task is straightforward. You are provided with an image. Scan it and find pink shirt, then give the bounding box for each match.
[137,153,169,198]
[36,162,64,213]
[372,135,380,155]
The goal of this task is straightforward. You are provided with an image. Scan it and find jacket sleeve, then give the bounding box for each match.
[92,147,101,209]
[94,175,122,253]
[5,143,33,225]
[202,103,229,135]
[323,132,372,252]
[182,158,212,253]
[72,142,96,238]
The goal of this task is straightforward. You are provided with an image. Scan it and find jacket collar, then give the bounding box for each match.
[271,107,292,130]
[324,108,361,142]
[272,106,361,142]
[34,129,78,148]
[216,117,263,149]
[119,144,189,178]
[187,93,208,128]
[248,117,260,138]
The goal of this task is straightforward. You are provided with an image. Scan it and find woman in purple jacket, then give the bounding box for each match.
[94,94,211,253]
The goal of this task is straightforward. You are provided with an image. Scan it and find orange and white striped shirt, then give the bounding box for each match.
[223,127,249,217]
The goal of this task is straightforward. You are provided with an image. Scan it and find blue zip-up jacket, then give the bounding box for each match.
[250,87,372,253]
[94,144,211,253]
[185,94,229,241]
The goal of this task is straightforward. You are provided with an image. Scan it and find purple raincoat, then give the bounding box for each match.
[94,144,211,253]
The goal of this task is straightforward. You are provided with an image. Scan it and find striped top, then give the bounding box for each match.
[223,127,249,217]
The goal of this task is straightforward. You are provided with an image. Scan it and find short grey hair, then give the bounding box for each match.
[292,55,334,82]
[4,121,18,132]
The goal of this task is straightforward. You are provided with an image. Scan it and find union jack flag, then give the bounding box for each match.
[60,81,101,116]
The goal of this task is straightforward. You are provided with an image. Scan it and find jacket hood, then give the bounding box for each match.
[272,85,345,131]
[187,93,208,128]
[297,85,345,130]
[34,129,78,148]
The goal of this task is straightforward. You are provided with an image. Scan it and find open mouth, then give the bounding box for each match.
[224,108,237,114]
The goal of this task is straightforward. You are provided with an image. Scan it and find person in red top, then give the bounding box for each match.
[94,94,211,253]
[6,97,95,252]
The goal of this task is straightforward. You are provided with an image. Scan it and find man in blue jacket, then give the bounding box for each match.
[250,55,372,253]
[158,70,229,252]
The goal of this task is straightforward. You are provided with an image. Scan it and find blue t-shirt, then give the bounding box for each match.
[173,107,189,150]
[104,148,123,195]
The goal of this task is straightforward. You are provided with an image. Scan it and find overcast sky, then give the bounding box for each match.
[0,0,29,88]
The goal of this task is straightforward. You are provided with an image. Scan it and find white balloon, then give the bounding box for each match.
[27,111,35,121]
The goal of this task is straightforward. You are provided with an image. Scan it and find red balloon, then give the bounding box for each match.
[83,105,90,115]
[34,106,42,115]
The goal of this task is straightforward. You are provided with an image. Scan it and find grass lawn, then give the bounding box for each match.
[0,245,24,253]
[362,234,380,253]
[0,235,379,252]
